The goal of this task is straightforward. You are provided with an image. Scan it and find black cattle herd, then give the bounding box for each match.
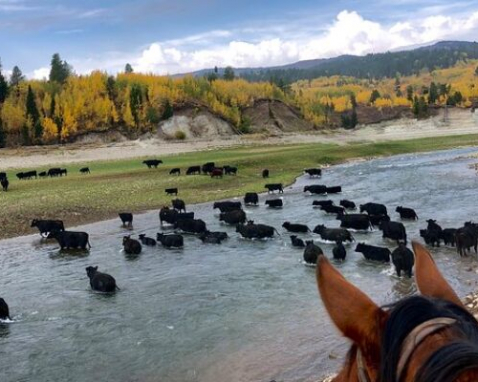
[1,161,478,321]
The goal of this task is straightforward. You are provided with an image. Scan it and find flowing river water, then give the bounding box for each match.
[2,147,478,382]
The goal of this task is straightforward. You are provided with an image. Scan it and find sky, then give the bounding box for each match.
[1,0,478,79]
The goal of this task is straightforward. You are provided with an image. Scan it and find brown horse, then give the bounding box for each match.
[317,241,478,381]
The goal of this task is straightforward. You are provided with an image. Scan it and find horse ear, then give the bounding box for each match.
[412,241,463,308]
[317,255,384,347]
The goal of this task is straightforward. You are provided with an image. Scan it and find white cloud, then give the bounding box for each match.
[32,67,49,80]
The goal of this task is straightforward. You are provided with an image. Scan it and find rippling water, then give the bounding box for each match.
[2,147,478,382]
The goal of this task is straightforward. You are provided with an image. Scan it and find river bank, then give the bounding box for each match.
[2,134,478,240]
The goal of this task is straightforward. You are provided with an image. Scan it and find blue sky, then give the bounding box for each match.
[1,0,478,78]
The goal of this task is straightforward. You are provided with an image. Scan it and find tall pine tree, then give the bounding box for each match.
[26,85,42,141]
[10,66,24,86]
[0,59,8,103]
[49,53,71,84]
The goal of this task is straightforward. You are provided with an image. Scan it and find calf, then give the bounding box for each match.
[172,198,186,213]
[138,234,157,246]
[378,219,407,244]
[0,298,11,320]
[219,209,246,225]
[49,230,91,250]
[79,167,90,174]
[86,266,118,292]
[244,192,259,206]
[211,168,223,178]
[304,168,322,177]
[312,200,334,208]
[169,168,181,175]
[360,202,388,216]
[262,169,269,178]
[391,243,414,277]
[265,199,283,208]
[290,235,305,248]
[119,212,133,227]
[223,165,237,175]
[441,228,457,247]
[320,204,345,215]
[282,222,309,233]
[1,178,8,192]
[156,233,184,248]
[174,218,207,234]
[332,241,346,261]
[31,219,65,237]
[355,243,390,262]
[123,236,142,254]
[165,188,178,196]
[340,200,356,210]
[396,206,418,220]
[303,185,327,195]
[143,159,162,168]
[186,166,201,175]
[213,201,242,212]
[325,186,342,194]
[313,225,354,243]
[303,241,323,264]
[38,171,47,178]
[265,183,283,193]
[337,214,372,231]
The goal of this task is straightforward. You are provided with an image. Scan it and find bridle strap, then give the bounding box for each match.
[396,317,457,382]
[355,317,457,382]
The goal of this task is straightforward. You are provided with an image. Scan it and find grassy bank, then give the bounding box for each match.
[2,134,478,240]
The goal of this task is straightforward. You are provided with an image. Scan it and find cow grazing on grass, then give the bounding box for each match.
[143,159,162,168]
[186,166,201,175]
[1,178,8,192]
[169,168,181,175]
[223,165,237,175]
[123,236,142,254]
[0,172,6,181]
[86,266,118,292]
[262,169,269,178]
[38,171,47,178]
[201,162,215,175]
[165,188,178,196]
[79,167,90,174]
[211,168,223,178]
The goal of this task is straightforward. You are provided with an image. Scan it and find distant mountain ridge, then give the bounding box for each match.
[185,41,478,82]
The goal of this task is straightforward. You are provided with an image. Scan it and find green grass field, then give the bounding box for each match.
[2,134,478,239]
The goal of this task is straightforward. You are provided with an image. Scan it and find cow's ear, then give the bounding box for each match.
[317,255,385,348]
[94,266,98,271]
[412,241,464,308]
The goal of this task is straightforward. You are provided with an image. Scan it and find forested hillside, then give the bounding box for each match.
[0,46,478,147]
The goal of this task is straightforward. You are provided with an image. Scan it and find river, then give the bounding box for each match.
[1,147,478,382]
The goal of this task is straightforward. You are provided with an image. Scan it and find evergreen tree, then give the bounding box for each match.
[428,82,438,104]
[26,85,42,141]
[125,63,134,73]
[129,84,142,125]
[406,85,414,102]
[49,53,71,84]
[0,116,5,148]
[223,66,235,81]
[369,89,381,104]
[162,100,174,120]
[0,59,8,103]
[9,66,24,86]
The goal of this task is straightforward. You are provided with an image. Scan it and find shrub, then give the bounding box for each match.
[174,130,186,140]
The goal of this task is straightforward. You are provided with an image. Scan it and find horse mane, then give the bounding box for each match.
[379,295,478,382]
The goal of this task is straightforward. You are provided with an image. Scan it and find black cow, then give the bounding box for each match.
[426,219,443,233]
[355,243,390,262]
[16,172,25,180]
[201,162,215,174]
[143,159,163,168]
[48,168,62,177]
[303,241,323,264]
[123,236,142,254]
[244,192,259,206]
[1,178,8,192]
[119,212,133,227]
[211,168,224,178]
[213,201,242,212]
[420,229,441,247]
[325,186,342,194]
[0,298,11,320]
[80,167,90,174]
[31,219,65,237]
[441,228,457,247]
[369,214,390,227]
[172,198,186,213]
[138,234,157,246]
[236,222,278,239]
[303,185,327,195]
[86,266,118,292]
[157,233,184,248]
[304,168,322,177]
[174,218,207,234]
[49,230,91,250]
[312,200,334,208]
[340,200,356,210]
[186,166,201,175]
[282,222,309,233]
[159,207,194,225]
[320,205,345,215]
[396,206,418,220]
[17,171,37,180]
[39,171,47,178]
[165,188,178,196]
[378,219,407,243]
[198,231,228,244]
[262,169,269,178]
[336,214,372,231]
[265,183,283,193]
[0,172,6,181]
[391,243,414,277]
[59,169,67,176]
[313,225,354,243]
[456,222,478,257]
[219,209,246,225]
[290,235,305,248]
[223,165,237,175]
[265,199,283,208]
[169,168,181,175]
[360,203,388,216]
[332,241,346,261]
